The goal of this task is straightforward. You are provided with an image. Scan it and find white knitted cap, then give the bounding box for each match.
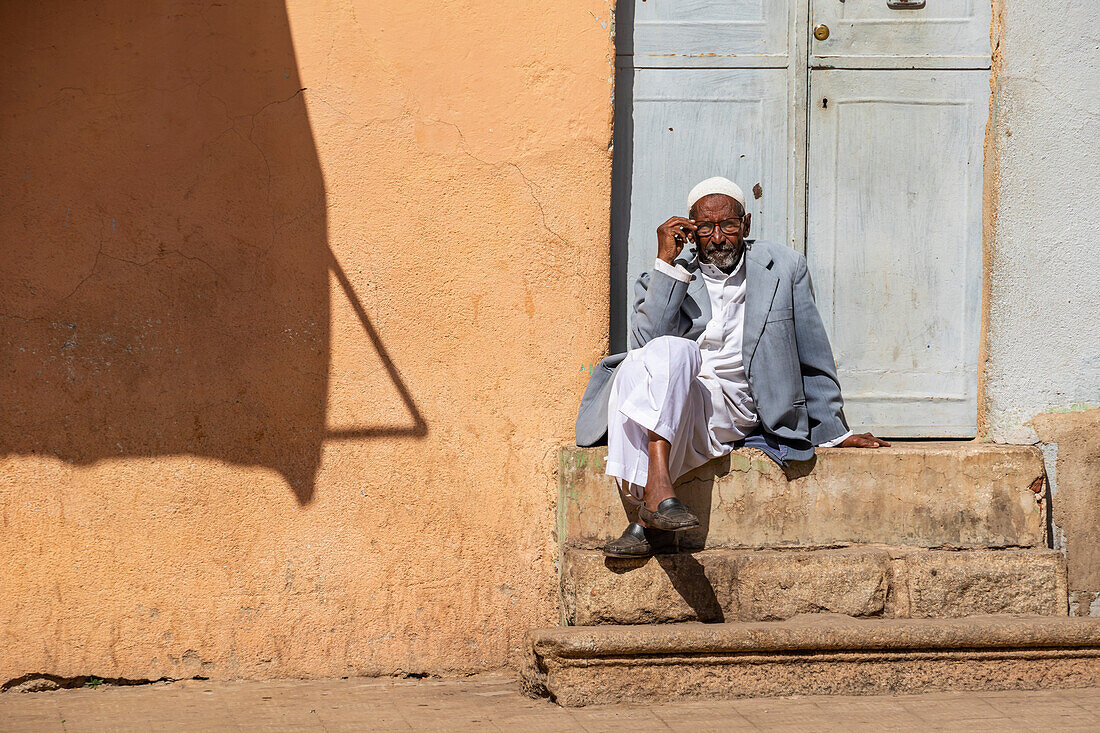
[687,176,746,214]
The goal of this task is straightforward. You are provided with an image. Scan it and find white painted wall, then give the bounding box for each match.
[985,0,1100,443]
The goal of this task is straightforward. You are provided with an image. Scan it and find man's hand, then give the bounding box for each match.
[839,432,891,448]
[656,216,696,264]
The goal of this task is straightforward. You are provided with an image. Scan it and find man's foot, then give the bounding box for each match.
[638,497,700,531]
[603,522,674,558]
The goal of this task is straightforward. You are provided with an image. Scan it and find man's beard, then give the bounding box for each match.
[701,243,743,270]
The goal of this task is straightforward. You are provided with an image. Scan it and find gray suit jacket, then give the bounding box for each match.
[575,240,849,461]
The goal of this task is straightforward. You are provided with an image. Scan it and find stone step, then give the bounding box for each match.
[522,615,1100,706]
[562,547,1068,625]
[559,443,1046,550]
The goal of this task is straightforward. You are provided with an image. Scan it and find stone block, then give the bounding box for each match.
[904,550,1068,617]
[1032,408,1100,592]
[563,550,735,625]
[523,616,1100,706]
[562,547,1067,624]
[564,547,890,625]
[1070,591,1100,617]
[733,549,890,621]
[559,443,1046,549]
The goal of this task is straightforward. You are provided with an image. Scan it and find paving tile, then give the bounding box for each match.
[488,714,585,733]
[899,695,1003,722]
[813,711,926,728]
[652,707,756,729]
[739,711,852,732]
[1072,699,1100,715]
[981,707,1095,728]
[567,706,671,732]
[1,677,1099,732]
[4,722,66,733]
[929,720,1033,733]
[795,696,906,713]
[659,723,758,733]
[727,699,823,716]
[996,713,1099,730]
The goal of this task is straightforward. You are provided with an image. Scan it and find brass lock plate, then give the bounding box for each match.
[813,24,830,41]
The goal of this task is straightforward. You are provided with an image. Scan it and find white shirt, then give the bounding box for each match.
[652,256,851,448]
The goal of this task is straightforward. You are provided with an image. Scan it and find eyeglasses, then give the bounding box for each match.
[694,218,743,236]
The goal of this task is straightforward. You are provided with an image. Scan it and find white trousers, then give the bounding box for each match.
[605,336,752,503]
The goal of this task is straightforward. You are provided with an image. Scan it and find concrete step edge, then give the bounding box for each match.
[523,616,1100,705]
[530,615,1100,658]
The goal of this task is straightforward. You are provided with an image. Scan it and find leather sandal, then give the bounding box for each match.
[603,522,674,558]
[638,497,700,531]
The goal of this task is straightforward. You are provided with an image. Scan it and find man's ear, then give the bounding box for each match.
[742,212,751,237]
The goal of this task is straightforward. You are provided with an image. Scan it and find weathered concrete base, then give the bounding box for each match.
[1071,591,1100,617]
[523,616,1100,706]
[563,547,1067,624]
[559,443,1046,549]
[1033,408,1100,615]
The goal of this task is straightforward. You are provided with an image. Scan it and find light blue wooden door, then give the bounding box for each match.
[806,0,990,436]
[612,1,990,436]
[807,70,988,436]
[621,68,789,302]
[611,0,796,351]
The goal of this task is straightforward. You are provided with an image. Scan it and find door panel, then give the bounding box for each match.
[810,0,991,67]
[624,69,789,312]
[630,0,789,65]
[807,70,987,436]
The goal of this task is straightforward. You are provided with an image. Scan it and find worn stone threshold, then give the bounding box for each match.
[523,615,1100,706]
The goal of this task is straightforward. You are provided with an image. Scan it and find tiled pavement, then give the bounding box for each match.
[1,674,1098,732]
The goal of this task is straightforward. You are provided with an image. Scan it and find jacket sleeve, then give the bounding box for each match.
[791,254,850,444]
[628,267,692,350]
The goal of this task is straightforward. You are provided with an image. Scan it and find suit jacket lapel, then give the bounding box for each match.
[685,260,711,325]
[743,243,779,371]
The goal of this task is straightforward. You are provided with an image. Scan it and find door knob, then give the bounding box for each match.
[813,24,830,41]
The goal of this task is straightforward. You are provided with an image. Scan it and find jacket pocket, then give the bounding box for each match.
[766,307,793,322]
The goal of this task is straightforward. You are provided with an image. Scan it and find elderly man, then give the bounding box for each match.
[577,177,889,557]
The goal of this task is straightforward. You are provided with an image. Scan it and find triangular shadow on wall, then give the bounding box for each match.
[324,253,428,440]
